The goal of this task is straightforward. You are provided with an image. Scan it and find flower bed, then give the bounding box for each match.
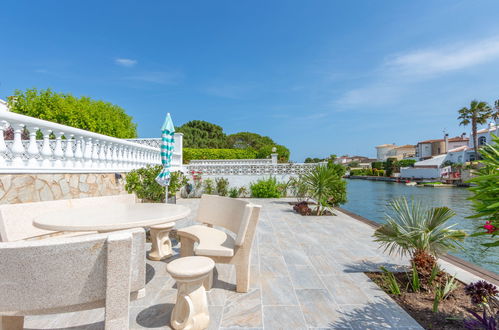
[366,270,498,329]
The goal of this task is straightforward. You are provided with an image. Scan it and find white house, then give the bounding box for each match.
[375,144,396,161]
[415,135,468,160]
[474,122,498,148]
[400,155,446,179]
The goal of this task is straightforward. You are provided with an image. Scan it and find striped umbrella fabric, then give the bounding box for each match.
[155,113,175,188]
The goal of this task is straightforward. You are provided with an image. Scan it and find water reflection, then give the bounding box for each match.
[343,179,498,274]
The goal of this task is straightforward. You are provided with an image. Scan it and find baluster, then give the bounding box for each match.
[105,143,113,169]
[112,144,119,169]
[65,134,75,168]
[0,121,8,167]
[10,123,26,168]
[26,126,40,168]
[40,129,53,168]
[99,142,107,169]
[74,137,84,168]
[53,131,64,168]
[124,147,131,170]
[92,140,100,169]
[129,148,135,169]
[84,138,93,168]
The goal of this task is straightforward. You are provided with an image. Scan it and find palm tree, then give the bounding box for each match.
[458,100,493,160]
[302,164,346,215]
[373,197,466,274]
[494,99,499,123]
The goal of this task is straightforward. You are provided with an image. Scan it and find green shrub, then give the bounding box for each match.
[372,161,385,170]
[183,148,257,164]
[125,165,187,202]
[250,177,281,198]
[215,177,229,196]
[398,159,417,168]
[228,187,239,198]
[9,88,137,138]
[203,178,215,194]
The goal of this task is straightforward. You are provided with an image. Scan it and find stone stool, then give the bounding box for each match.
[148,222,176,261]
[167,256,215,330]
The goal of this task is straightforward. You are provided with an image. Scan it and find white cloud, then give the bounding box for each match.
[336,36,499,107]
[115,58,137,67]
[386,37,499,78]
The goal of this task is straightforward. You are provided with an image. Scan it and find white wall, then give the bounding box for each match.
[417,143,432,159]
[400,167,441,179]
[376,146,394,161]
[197,174,296,189]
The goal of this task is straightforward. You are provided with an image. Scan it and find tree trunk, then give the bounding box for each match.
[472,118,478,160]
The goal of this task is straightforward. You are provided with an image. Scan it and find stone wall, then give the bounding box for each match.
[0,173,127,204]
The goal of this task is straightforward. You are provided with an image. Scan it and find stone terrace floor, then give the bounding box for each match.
[26,198,423,329]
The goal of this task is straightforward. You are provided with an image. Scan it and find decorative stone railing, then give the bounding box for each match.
[186,162,318,176]
[0,111,161,173]
[127,136,183,167]
[189,159,273,166]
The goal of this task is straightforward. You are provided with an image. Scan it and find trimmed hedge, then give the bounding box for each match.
[183,148,257,163]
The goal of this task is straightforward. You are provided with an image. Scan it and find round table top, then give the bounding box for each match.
[33,203,191,232]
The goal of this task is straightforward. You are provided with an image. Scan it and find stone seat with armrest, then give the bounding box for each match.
[177,194,262,293]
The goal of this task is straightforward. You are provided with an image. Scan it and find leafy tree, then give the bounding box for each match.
[226,132,274,150]
[8,88,137,138]
[256,144,290,162]
[176,120,228,148]
[458,100,493,159]
[384,158,399,176]
[373,198,466,275]
[468,134,499,248]
[304,157,324,163]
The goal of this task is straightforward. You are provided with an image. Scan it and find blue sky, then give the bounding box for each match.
[2,1,499,161]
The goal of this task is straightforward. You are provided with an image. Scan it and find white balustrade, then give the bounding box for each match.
[0,111,161,173]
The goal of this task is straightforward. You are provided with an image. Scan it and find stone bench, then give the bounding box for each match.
[0,228,146,330]
[167,256,214,330]
[177,195,261,293]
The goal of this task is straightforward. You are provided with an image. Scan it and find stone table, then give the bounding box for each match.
[33,203,191,232]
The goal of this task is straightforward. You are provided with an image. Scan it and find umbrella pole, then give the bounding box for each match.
[165,184,169,204]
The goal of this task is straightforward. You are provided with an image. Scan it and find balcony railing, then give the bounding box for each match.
[0,111,161,173]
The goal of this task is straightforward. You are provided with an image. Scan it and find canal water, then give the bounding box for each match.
[343,179,498,274]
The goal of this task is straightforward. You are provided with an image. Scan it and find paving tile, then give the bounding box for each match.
[207,306,224,330]
[263,305,307,329]
[221,289,262,328]
[288,264,324,289]
[309,255,343,275]
[295,289,342,328]
[259,255,288,277]
[321,275,370,305]
[261,275,298,306]
[130,303,173,329]
[258,243,283,257]
[282,248,310,265]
